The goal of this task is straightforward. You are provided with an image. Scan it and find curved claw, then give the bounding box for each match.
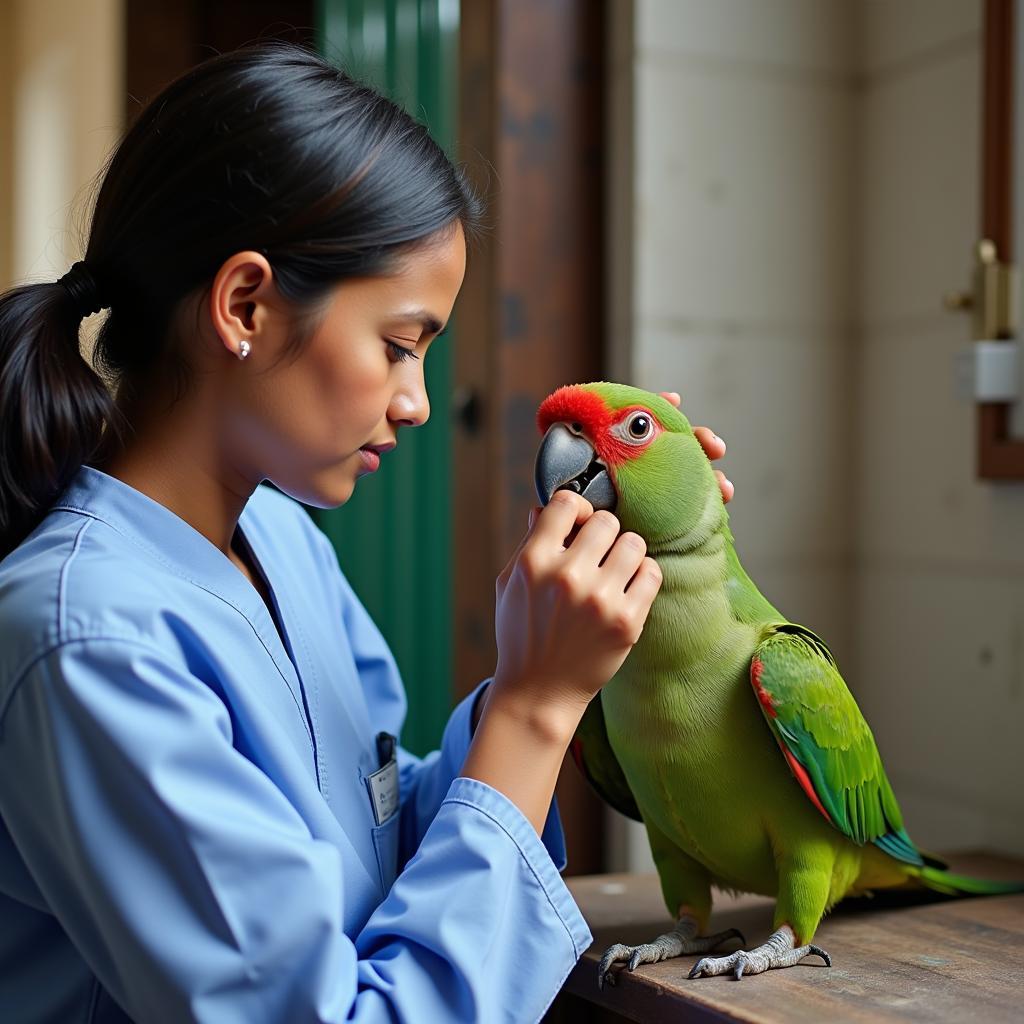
[688,957,712,980]
[809,944,832,967]
[597,944,630,990]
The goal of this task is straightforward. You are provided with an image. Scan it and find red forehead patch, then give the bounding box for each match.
[537,386,614,435]
[538,386,661,467]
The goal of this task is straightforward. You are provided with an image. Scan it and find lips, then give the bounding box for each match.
[358,448,381,472]
[357,441,395,474]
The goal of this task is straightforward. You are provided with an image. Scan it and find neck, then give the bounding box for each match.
[90,387,257,560]
[641,526,737,667]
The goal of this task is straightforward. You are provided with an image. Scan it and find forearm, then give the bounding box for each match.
[461,690,582,835]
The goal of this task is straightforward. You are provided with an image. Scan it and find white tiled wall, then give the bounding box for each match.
[609,0,1024,871]
[854,0,1024,855]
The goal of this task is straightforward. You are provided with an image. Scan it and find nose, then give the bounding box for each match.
[388,368,430,427]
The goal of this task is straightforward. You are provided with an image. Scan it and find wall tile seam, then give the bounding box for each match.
[860,32,980,94]
[859,313,979,339]
[638,49,858,94]
[638,311,857,332]
[635,34,979,98]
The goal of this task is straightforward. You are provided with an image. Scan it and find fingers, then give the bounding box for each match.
[714,469,735,504]
[563,509,622,564]
[531,490,595,549]
[658,390,681,408]
[597,528,648,588]
[496,505,543,597]
[693,426,726,461]
[692,426,733,503]
[625,556,663,615]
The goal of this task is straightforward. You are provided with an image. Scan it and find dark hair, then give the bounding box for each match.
[0,39,483,558]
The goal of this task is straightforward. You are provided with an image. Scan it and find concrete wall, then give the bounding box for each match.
[608,0,1024,871]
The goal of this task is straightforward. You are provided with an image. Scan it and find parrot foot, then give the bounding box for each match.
[687,925,831,980]
[597,916,745,990]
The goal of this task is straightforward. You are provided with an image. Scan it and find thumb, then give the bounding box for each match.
[496,506,543,599]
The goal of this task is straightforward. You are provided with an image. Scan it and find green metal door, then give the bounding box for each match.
[312,0,460,756]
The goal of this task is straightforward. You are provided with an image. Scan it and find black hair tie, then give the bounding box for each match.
[57,260,107,319]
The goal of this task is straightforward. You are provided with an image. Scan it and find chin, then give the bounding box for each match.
[269,468,356,510]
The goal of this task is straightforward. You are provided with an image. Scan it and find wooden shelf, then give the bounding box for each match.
[547,852,1024,1023]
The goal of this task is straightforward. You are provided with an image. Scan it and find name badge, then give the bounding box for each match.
[366,756,399,825]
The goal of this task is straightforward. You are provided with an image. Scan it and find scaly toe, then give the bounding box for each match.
[689,952,740,979]
[626,943,666,972]
[597,944,632,990]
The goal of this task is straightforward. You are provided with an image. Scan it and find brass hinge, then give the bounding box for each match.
[944,238,1018,339]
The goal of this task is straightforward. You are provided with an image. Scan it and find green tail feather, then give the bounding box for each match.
[916,865,1024,897]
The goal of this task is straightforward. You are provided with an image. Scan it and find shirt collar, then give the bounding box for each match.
[51,463,265,615]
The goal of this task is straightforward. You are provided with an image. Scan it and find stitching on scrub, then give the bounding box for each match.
[276,588,327,798]
[83,974,101,1024]
[0,631,148,730]
[46,506,317,755]
[57,518,93,641]
[0,633,228,733]
[442,796,582,956]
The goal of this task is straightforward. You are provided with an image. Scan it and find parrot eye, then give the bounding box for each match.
[624,411,654,442]
[568,422,584,435]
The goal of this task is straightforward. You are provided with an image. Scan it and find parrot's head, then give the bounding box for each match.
[535,382,726,552]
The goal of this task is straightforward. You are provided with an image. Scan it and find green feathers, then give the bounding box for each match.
[541,382,1024,937]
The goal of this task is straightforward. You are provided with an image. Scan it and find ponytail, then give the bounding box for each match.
[0,271,124,558]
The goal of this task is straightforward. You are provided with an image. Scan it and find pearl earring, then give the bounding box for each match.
[238,339,251,360]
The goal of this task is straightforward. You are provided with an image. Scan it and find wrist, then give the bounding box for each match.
[482,685,586,748]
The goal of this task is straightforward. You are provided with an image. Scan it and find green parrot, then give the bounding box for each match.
[533,381,1024,985]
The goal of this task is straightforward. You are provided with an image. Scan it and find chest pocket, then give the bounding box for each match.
[366,737,400,894]
[371,811,400,895]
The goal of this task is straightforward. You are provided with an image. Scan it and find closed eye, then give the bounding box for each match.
[386,340,420,363]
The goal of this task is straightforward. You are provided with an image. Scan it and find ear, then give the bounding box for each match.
[208,251,276,360]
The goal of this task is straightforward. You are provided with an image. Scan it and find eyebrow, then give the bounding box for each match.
[391,308,450,337]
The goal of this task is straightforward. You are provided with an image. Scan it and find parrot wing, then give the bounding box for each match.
[570,693,643,822]
[751,623,933,867]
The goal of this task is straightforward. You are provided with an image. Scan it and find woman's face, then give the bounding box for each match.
[221,222,467,507]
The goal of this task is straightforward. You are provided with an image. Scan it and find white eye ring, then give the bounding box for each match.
[615,410,654,444]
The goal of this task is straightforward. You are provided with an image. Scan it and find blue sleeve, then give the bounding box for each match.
[315,527,568,870]
[0,638,592,1024]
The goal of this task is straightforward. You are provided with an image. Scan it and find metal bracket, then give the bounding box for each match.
[944,238,1018,339]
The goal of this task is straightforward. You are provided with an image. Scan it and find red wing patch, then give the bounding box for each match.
[750,658,777,718]
[781,747,832,824]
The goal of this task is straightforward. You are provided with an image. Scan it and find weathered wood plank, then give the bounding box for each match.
[555,853,1024,1023]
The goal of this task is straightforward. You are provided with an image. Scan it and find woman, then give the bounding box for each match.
[0,41,731,1023]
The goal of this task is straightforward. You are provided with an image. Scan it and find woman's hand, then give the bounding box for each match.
[489,490,662,742]
[658,390,734,504]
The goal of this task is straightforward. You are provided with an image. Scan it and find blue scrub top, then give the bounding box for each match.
[0,465,592,1023]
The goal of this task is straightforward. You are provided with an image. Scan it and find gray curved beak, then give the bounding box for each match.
[534,423,617,512]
